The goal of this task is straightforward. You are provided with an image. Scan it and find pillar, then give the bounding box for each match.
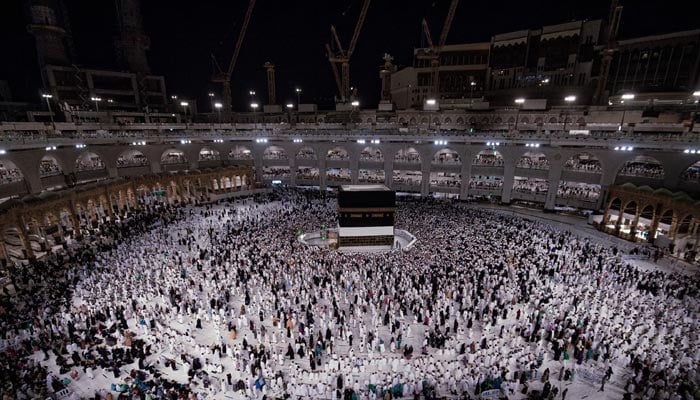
[459,160,472,200]
[500,159,516,204]
[350,158,359,185]
[384,159,393,190]
[319,158,327,192]
[544,159,563,210]
[420,163,431,196]
[289,158,297,187]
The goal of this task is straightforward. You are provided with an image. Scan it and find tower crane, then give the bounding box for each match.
[211,0,256,112]
[416,0,459,100]
[326,0,371,104]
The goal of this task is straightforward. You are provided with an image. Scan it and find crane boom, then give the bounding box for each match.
[226,0,256,78]
[421,19,434,49]
[438,0,459,48]
[347,0,371,57]
[325,0,372,103]
[211,0,256,112]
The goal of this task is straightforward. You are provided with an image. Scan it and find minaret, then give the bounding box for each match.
[115,0,151,74]
[378,53,396,111]
[26,0,72,67]
[264,62,276,105]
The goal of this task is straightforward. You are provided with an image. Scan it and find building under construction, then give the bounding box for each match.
[25,0,170,121]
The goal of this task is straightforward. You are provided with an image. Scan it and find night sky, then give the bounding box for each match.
[1,0,698,110]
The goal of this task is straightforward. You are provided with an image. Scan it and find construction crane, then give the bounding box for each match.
[416,0,459,100]
[593,0,623,105]
[326,0,371,104]
[211,0,256,112]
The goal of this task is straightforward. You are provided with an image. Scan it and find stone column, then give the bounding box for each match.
[460,161,472,200]
[289,158,297,187]
[500,159,516,204]
[318,158,327,192]
[384,159,393,190]
[544,156,563,210]
[421,163,431,196]
[350,158,359,185]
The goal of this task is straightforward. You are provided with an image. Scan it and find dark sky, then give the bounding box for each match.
[2,0,699,109]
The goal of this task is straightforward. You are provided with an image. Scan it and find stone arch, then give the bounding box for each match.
[409,117,417,124]
[117,149,149,168]
[295,146,317,160]
[481,117,490,124]
[39,155,63,177]
[75,151,106,171]
[444,117,452,124]
[473,150,504,166]
[576,117,586,125]
[456,117,464,124]
[548,117,558,123]
[399,117,407,124]
[0,159,24,184]
[494,117,503,123]
[609,197,622,211]
[360,146,383,162]
[394,147,422,163]
[327,146,349,161]
[507,117,515,123]
[516,151,549,170]
[468,117,476,124]
[680,160,700,182]
[420,117,429,124]
[229,145,252,160]
[677,214,693,235]
[432,148,461,165]
[622,200,638,218]
[520,116,530,124]
[617,155,665,179]
[366,117,373,123]
[161,149,187,165]
[564,152,602,173]
[639,204,655,221]
[659,209,674,225]
[198,147,221,161]
[263,146,288,160]
[535,117,543,124]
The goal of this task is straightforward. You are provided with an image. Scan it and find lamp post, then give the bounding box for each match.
[42,93,54,125]
[295,88,302,105]
[563,95,576,131]
[692,91,700,131]
[208,92,215,113]
[350,100,359,123]
[470,81,476,106]
[91,96,102,112]
[251,102,259,124]
[619,93,635,131]
[514,98,525,130]
[180,101,189,123]
[214,102,222,123]
[286,103,294,125]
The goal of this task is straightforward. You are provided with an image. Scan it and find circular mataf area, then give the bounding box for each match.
[2,189,699,399]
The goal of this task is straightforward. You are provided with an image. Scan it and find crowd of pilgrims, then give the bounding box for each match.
[513,179,549,194]
[117,156,150,168]
[515,157,550,170]
[618,162,665,179]
[555,183,601,201]
[40,160,63,177]
[75,158,106,172]
[0,165,23,184]
[0,188,698,400]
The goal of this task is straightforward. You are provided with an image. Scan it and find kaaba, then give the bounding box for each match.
[338,185,396,249]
